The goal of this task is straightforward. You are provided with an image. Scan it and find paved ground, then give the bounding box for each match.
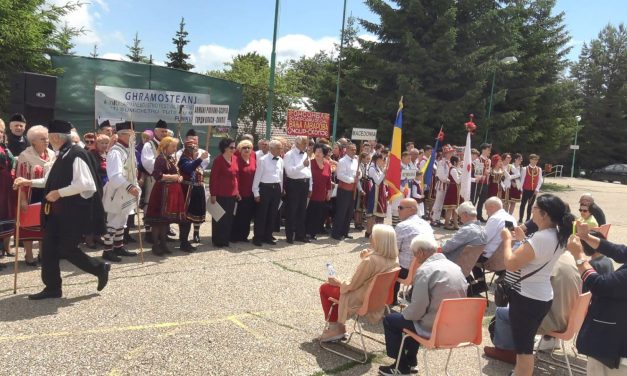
[0,177,625,376]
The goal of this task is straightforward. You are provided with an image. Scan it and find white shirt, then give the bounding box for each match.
[483,209,517,258]
[175,148,210,170]
[395,214,435,268]
[336,154,359,184]
[508,164,523,190]
[368,164,386,185]
[255,149,267,160]
[252,153,284,197]
[106,144,134,190]
[31,148,96,199]
[140,139,160,175]
[283,146,312,191]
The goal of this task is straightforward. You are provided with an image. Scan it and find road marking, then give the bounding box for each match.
[228,315,264,339]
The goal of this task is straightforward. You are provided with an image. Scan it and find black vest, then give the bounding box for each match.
[43,143,106,236]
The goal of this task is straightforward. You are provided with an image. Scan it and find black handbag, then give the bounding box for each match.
[494,243,559,307]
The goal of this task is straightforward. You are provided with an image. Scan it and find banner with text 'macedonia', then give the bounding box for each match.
[95,85,211,124]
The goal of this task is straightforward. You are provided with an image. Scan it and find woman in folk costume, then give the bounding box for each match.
[354,152,371,231]
[365,153,388,237]
[410,170,425,217]
[0,119,16,261]
[177,130,209,252]
[505,153,523,215]
[442,155,463,230]
[487,154,509,201]
[145,136,185,256]
[15,125,55,266]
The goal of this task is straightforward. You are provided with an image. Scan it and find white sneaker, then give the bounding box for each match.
[535,335,558,351]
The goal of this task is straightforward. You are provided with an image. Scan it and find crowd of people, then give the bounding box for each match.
[0,113,625,375]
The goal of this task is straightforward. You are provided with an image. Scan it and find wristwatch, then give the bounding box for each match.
[576,258,587,266]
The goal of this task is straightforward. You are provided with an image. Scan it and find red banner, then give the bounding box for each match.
[286,110,330,137]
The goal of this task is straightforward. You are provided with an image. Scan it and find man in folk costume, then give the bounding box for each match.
[430,144,454,226]
[473,143,492,221]
[140,119,170,242]
[519,153,543,223]
[177,129,209,251]
[101,121,140,262]
[13,120,110,300]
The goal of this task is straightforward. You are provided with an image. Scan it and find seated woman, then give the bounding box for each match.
[318,224,399,342]
[577,203,598,227]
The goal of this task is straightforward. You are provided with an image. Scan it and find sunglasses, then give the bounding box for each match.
[579,209,589,213]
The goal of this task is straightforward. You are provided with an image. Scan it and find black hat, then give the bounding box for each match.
[185,129,197,137]
[99,120,112,129]
[479,143,492,151]
[9,113,26,123]
[155,119,168,129]
[115,121,133,132]
[47,120,72,134]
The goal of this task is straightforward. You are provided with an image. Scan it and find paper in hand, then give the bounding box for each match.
[207,199,225,222]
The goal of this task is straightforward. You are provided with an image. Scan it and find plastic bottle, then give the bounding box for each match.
[326,262,337,278]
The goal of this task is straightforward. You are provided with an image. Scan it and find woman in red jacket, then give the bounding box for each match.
[231,139,256,243]
[306,143,332,240]
[209,138,239,247]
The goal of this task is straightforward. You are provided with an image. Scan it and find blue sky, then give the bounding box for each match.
[61,0,625,72]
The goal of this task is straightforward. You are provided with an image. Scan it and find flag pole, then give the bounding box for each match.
[331,0,348,143]
[265,0,280,140]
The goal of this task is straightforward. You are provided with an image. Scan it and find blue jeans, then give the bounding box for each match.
[383,313,420,368]
[493,307,516,351]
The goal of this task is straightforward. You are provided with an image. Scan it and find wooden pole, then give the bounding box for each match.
[205,125,212,155]
[129,118,144,264]
[13,189,22,294]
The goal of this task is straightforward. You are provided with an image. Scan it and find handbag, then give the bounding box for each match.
[494,242,559,307]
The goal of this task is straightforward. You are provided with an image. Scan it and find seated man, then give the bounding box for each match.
[442,202,487,263]
[470,197,516,293]
[394,198,435,305]
[579,193,606,225]
[379,235,468,375]
[484,252,582,363]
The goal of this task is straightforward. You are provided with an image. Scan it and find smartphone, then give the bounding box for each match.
[504,220,515,231]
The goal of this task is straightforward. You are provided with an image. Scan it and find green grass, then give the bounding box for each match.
[541,182,572,192]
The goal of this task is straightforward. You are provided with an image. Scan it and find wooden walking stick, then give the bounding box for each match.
[13,188,22,294]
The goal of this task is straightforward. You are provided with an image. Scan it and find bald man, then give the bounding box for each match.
[393,198,435,305]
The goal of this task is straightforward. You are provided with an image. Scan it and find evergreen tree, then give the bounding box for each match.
[166,17,194,71]
[572,23,627,169]
[89,43,99,58]
[52,22,79,55]
[126,32,148,63]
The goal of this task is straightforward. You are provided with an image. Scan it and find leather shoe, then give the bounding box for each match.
[295,237,311,243]
[253,239,263,247]
[344,235,353,240]
[97,263,111,291]
[151,245,165,256]
[180,241,197,253]
[166,235,176,242]
[114,247,137,257]
[144,233,154,244]
[28,289,62,300]
[265,240,277,245]
[286,238,294,244]
[102,250,122,262]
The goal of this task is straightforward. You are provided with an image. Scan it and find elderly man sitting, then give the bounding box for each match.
[442,202,487,263]
[379,235,468,376]
[470,197,516,293]
[393,198,435,305]
[579,193,606,225]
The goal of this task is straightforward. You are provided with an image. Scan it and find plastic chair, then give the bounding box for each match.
[395,298,486,376]
[453,244,486,278]
[592,224,611,239]
[396,257,422,311]
[320,267,401,363]
[536,292,592,376]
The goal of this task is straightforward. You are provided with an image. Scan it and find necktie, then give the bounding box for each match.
[273,157,279,160]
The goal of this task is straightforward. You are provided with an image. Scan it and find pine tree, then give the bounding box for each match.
[126,32,148,63]
[166,17,194,71]
[572,23,627,169]
[90,44,99,58]
[53,22,79,55]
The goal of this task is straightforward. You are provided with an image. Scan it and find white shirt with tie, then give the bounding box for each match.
[283,146,312,191]
[252,153,284,198]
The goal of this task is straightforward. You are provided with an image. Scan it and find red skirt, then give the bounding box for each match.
[488,182,504,199]
[508,187,522,201]
[443,183,463,208]
[145,181,186,223]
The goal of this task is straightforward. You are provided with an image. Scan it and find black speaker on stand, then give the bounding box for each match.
[9,72,57,127]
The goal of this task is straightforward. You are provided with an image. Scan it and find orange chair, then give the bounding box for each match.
[592,224,611,239]
[396,257,422,311]
[394,298,486,376]
[536,292,592,376]
[320,267,401,363]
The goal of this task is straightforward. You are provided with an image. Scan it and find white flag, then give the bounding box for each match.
[461,132,472,201]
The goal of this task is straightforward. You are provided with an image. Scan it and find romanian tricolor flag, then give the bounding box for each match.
[385,97,403,201]
[421,126,444,190]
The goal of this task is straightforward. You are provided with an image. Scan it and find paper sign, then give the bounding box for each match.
[192,104,230,126]
[352,128,377,140]
[402,169,418,180]
[207,199,225,222]
[286,110,330,137]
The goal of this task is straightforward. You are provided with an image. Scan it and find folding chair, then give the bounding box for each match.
[395,298,486,376]
[536,292,592,376]
[320,267,401,363]
[396,257,422,311]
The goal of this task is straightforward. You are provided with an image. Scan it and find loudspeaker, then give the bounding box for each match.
[10,72,57,126]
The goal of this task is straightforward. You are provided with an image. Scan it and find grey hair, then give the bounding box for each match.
[580,193,594,202]
[410,234,438,257]
[50,133,72,144]
[485,196,503,209]
[269,139,282,149]
[294,135,308,144]
[457,201,477,217]
[26,125,48,143]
